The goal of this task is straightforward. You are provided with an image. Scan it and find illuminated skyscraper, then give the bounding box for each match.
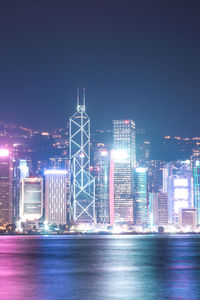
[134,167,148,226]
[45,170,67,225]
[149,192,168,226]
[69,88,95,223]
[20,178,43,222]
[13,159,29,222]
[112,120,136,224]
[0,149,13,225]
[191,150,200,225]
[147,160,165,193]
[163,160,192,225]
[92,145,110,223]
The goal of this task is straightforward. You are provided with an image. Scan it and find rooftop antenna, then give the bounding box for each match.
[83,87,86,108]
[76,86,79,109]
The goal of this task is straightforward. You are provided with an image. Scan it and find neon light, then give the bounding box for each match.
[135,167,146,173]
[124,120,129,124]
[45,170,67,175]
[0,149,9,157]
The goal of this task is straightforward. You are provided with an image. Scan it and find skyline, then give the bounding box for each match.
[1,1,200,138]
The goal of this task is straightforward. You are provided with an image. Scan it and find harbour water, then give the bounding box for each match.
[0,235,200,300]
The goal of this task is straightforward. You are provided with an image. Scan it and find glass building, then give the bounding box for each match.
[112,120,136,224]
[13,159,29,222]
[163,160,192,225]
[134,167,148,226]
[192,160,200,225]
[45,170,67,225]
[92,145,110,223]
[149,192,168,226]
[20,178,43,221]
[0,149,13,225]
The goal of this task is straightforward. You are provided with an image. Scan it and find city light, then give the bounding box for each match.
[174,178,188,187]
[135,167,146,173]
[174,188,188,199]
[45,169,67,175]
[174,200,188,213]
[0,149,9,156]
[112,150,129,161]
[100,150,108,156]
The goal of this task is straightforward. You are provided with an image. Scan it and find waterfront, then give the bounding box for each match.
[0,235,200,300]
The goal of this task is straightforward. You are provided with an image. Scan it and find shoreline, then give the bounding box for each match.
[0,232,200,236]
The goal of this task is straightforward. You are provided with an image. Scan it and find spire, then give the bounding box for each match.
[83,87,86,108]
[76,86,80,110]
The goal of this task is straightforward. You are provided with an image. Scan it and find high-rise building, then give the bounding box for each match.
[163,160,192,225]
[134,167,148,226]
[20,178,43,222]
[0,149,13,225]
[13,159,29,222]
[149,192,168,226]
[147,160,165,193]
[92,145,110,223]
[112,119,136,224]
[113,120,136,166]
[69,88,95,223]
[191,150,200,225]
[45,170,67,225]
[49,157,71,222]
[179,208,196,230]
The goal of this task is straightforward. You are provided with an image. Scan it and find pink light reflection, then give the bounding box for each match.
[0,149,9,157]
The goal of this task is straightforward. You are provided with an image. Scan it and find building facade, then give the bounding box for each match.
[179,208,196,230]
[163,160,192,225]
[45,170,67,225]
[0,149,13,225]
[149,192,168,226]
[112,120,136,224]
[69,88,95,223]
[92,145,110,223]
[20,178,43,221]
[134,167,148,226]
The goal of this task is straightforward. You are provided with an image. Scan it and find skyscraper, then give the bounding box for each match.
[134,167,148,226]
[147,160,165,193]
[179,208,196,230]
[20,178,43,222]
[149,192,168,226]
[191,150,200,225]
[13,159,29,222]
[112,119,136,224]
[163,160,192,225]
[69,88,95,223]
[92,145,110,223]
[45,170,67,225]
[0,149,13,225]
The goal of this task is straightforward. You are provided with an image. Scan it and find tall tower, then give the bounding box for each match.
[69,88,95,223]
[0,149,13,225]
[45,170,67,225]
[112,120,136,224]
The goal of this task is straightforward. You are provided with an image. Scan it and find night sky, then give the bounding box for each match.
[1,0,200,138]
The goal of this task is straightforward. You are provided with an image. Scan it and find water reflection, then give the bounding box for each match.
[0,235,200,299]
